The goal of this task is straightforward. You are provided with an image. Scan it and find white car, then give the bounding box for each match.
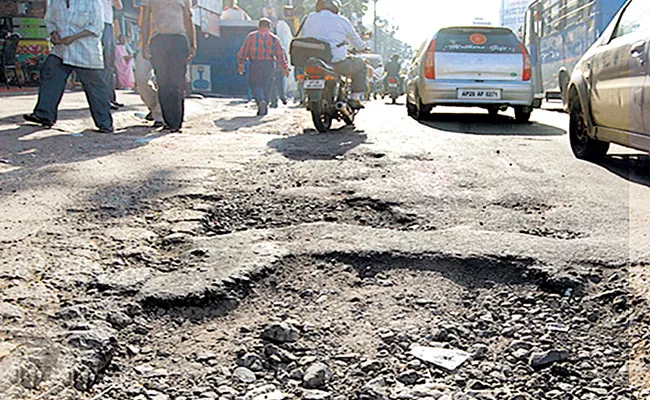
[406,26,540,122]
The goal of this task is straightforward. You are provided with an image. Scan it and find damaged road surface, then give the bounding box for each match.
[0,93,648,399]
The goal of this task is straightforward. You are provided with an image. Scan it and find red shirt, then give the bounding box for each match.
[237,29,288,69]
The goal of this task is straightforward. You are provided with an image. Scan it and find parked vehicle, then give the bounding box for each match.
[300,57,358,133]
[406,26,539,122]
[524,0,627,103]
[566,0,650,161]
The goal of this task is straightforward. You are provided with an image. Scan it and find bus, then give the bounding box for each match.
[523,0,627,101]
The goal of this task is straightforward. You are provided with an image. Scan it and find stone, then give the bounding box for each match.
[360,360,383,372]
[0,302,25,320]
[410,346,471,371]
[397,370,421,385]
[303,390,332,400]
[232,367,256,383]
[265,344,298,363]
[261,322,300,343]
[529,350,569,370]
[200,391,219,399]
[107,310,133,329]
[217,386,238,396]
[470,344,489,360]
[467,380,492,390]
[303,362,333,389]
[289,367,304,380]
[238,353,264,370]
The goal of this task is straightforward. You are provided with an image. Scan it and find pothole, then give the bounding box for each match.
[519,227,589,240]
[202,192,430,234]
[101,254,628,400]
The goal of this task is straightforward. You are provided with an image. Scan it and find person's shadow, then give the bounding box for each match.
[268,126,367,161]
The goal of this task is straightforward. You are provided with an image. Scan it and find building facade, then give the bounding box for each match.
[500,0,531,36]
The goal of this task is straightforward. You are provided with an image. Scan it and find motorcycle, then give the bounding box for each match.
[387,76,400,104]
[301,57,358,133]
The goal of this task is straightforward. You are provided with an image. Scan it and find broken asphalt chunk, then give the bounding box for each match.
[410,345,471,371]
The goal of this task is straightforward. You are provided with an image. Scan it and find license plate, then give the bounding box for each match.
[457,89,501,100]
[304,79,325,89]
[389,83,398,87]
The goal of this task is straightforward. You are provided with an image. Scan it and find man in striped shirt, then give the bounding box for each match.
[238,18,289,116]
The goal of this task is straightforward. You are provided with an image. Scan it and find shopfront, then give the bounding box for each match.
[0,0,48,85]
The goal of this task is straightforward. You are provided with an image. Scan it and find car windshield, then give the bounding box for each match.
[437,28,521,54]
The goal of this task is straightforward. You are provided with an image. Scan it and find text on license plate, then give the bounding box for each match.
[457,89,501,100]
[304,79,325,89]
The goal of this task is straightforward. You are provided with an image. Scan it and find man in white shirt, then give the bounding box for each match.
[101,0,123,109]
[300,0,368,109]
[23,0,113,132]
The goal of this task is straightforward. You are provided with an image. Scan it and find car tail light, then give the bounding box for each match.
[519,42,532,81]
[424,39,437,79]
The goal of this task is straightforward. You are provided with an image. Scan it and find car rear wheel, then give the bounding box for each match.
[514,107,532,123]
[415,97,431,121]
[569,99,609,161]
[406,96,416,116]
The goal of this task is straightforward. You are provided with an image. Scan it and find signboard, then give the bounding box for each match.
[12,18,48,39]
[191,64,212,92]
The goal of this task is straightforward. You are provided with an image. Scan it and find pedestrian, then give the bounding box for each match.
[115,35,135,90]
[270,62,287,108]
[23,0,113,132]
[141,0,197,133]
[237,18,289,116]
[134,6,163,128]
[102,0,123,110]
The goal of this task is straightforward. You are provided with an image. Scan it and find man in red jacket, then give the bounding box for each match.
[238,18,289,116]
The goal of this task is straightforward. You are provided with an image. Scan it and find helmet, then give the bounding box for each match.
[391,54,399,60]
[316,0,340,13]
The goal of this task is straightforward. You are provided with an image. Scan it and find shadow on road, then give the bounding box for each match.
[0,115,169,188]
[601,153,650,188]
[268,125,367,161]
[417,112,566,136]
[214,115,268,132]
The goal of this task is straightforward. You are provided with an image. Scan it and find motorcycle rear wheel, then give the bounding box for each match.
[311,101,332,133]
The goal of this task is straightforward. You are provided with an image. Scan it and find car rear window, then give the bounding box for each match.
[436,29,520,54]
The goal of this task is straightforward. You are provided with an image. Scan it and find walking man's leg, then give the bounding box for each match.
[249,61,265,115]
[151,35,189,131]
[102,23,117,105]
[135,51,163,124]
[29,55,71,125]
[76,67,114,131]
[261,62,274,114]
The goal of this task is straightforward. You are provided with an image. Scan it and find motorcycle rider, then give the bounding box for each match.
[300,0,368,110]
[384,53,403,93]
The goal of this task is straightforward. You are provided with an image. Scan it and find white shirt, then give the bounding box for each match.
[101,0,113,24]
[46,0,104,69]
[301,10,366,63]
[221,8,251,21]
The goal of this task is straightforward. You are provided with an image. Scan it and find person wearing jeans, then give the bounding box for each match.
[23,0,113,132]
[237,18,288,116]
[101,0,123,109]
[141,0,196,133]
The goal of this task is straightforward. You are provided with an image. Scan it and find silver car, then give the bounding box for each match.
[566,0,650,161]
[406,26,539,122]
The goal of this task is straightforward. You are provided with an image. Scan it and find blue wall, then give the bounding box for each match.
[193,25,256,96]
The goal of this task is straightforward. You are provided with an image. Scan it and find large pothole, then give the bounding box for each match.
[96,254,629,400]
[202,192,430,234]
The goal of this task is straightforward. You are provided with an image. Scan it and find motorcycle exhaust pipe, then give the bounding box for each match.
[335,101,352,119]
